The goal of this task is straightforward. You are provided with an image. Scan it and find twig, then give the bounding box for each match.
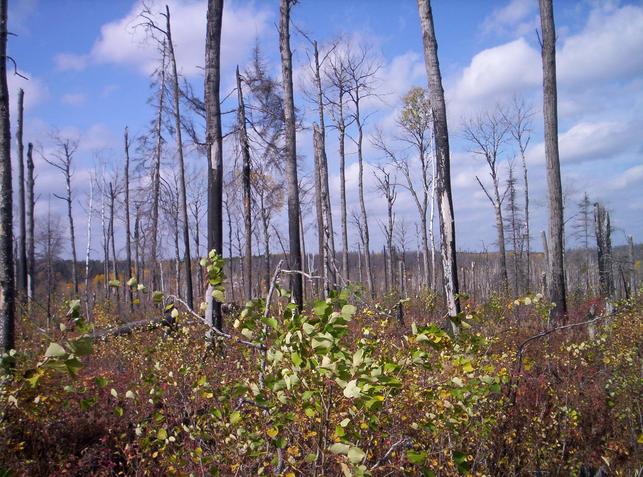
[371,436,410,470]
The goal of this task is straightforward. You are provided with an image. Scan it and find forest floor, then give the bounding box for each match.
[1,289,641,476]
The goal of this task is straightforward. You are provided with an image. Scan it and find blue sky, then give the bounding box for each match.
[7,0,643,260]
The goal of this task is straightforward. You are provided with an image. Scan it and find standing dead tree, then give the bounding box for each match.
[373,164,398,294]
[539,0,567,317]
[26,143,35,304]
[44,134,80,295]
[123,127,133,308]
[138,4,194,308]
[345,44,380,299]
[0,0,14,351]
[594,203,613,299]
[325,44,353,282]
[417,0,461,331]
[16,89,26,299]
[205,0,224,330]
[463,110,510,294]
[279,0,303,308]
[503,96,533,292]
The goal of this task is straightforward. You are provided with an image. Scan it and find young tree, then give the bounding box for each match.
[417,0,461,330]
[205,0,224,329]
[0,0,14,351]
[45,134,80,295]
[279,0,303,307]
[539,0,567,317]
[503,162,523,294]
[464,110,510,294]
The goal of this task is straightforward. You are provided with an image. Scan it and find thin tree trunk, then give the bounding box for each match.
[313,123,328,296]
[338,88,349,282]
[165,6,193,309]
[84,180,93,318]
[280,0,303,308]
[205,0,224,329]
[236,66,252,302]
[0,0,14,351]
[150,42,167,292]
[26,143,35,305]
[65,158,78,295]
[124,127,133,309]
[521,148,530,292]
[16,89,26,298]
[417,0,461,332]
[539,0,567,317]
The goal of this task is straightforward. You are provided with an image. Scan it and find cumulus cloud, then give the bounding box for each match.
[481,0,537,37]
[55,0,271,78]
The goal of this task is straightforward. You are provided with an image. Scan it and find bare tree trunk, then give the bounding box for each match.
[205,0,224,329]
[354,102,375,299]
[108,182,120,307]
[236,66,252,302]
[65,155,78,295]
[539,0,567,317]
[0,0,15,350]
[150,43,167,292]
[124,127,133,308]
[417,0,461,331]
[134,204,141,283]
[521,152,530,292]
[338,89,349,282]
[280,0,303,308]
[313,123,329,296]
[165,6,193,309]
[84,180,93,318]
[312,40,336,288]
[628,235,637,293]
[16,89,26,299]
[26,143,35,304]
[594,203,613,299]
[541,229,549,292]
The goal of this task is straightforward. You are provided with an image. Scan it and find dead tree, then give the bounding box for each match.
[464,110,510,294]
[16,89,26,298]
[345,45,379,299]
[236,65,252,301]
[539,0,567,317]
[26,143,35,304]
[0,0,14,350]
[373,164,398,293]
[326,45,352,282]
[504,162,523,294]
[279,0,303,307]
[594,203,613,299]
[45,135,80,295]
[205,0,224,329]
[123,127,133,308]
[504,96,533,292]
[417,0,461,330]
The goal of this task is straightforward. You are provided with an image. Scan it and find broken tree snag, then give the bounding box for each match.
[594,203,614,299]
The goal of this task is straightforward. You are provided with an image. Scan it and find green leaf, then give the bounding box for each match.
[343,379,361,399]
[329,443,350,455]
[341,304,357,318]
[45,342,66,358]
[152,291,164,304]
[291,352,303,367]
[348,446,366,464]
[212,289,225,302]
[157,428,168,440]
[69,337,93,356]
[406,450,427,464]
[230,411,242,425]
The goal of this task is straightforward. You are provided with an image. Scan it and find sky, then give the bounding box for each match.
[7,0,643,261]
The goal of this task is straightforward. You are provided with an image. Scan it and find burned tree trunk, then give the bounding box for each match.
[124,127,133,308]
[236,65,252,302]
[205,0,224,329]
[594,203,613,299]
[16,89,26,298]
[279,0,303,308]
[165,6,193,309]
[26,143,35,304]
[539,0,567,317]
[0,0,15,351]
[417,0,461,331]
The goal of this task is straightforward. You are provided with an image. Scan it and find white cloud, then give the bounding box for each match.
[61,93,87,106]
[56,0,271,78]
[558,4,643,85]
[481,0,537,37]
[528,120,641,165]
